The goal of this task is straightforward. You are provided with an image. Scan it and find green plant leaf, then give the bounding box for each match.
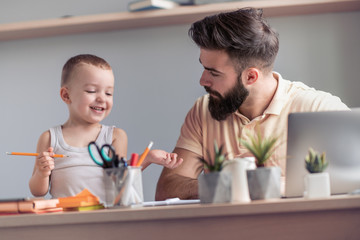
[239,124,279,167]
[197,139,227,172]
[304,147,328,173]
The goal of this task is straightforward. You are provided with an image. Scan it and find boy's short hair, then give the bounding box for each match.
[61,54,112,86]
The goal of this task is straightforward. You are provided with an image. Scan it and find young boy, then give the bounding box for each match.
[29,54,182,202]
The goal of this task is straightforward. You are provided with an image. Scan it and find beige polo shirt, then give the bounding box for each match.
[176,72,349,177]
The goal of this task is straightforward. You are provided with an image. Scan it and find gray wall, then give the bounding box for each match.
[0,1,359,201]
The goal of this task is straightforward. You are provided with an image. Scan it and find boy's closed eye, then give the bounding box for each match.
[85,90,96,93]
[85,88,113,96]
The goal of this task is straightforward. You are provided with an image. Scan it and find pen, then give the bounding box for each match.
[6,152,69,158]
[120,157,128,167]
[136,141,154,167]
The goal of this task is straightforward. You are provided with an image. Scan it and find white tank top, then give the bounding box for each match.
[49,125,114,202]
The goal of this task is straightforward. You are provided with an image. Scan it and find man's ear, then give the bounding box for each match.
[60,87,71,104]
[242,68,259,86]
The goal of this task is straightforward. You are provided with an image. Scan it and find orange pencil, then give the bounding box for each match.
[6,152,69,158]
[136,141,154,167]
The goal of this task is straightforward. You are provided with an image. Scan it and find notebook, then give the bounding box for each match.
[284,109,360,197]
[0,198,61,214]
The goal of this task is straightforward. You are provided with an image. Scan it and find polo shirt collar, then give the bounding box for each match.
[263,72,286,116]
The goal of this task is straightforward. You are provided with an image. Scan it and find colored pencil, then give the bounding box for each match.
[136,141,154,167]
[6,152,69,158]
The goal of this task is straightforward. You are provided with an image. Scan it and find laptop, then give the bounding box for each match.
[284,109,360,198]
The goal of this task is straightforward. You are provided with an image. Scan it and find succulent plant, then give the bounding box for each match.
[198,140,227,172]
[240,124,278,167]
[305,147,328,173]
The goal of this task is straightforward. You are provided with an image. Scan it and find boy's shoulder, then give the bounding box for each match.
[36,130,52,150]
[113,127,127,139]
[39,129,51,139]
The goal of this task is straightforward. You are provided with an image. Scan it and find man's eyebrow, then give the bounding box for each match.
[199,58,223,74]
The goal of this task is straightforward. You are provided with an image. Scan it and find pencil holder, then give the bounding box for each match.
[104,166,143,207]
[103,167,128,207]
[120,166,144,206]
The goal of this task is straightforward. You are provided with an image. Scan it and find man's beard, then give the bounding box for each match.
[206,77,249,121]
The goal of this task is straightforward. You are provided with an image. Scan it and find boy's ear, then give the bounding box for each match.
[242,68,259,86]
[60,87,71,104]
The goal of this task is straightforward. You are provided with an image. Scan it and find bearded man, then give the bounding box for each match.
[155,8,349,200]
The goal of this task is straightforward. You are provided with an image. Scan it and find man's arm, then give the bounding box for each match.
[155,147,203,200]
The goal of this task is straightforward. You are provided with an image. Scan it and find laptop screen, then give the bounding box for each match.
[285,109,360,197]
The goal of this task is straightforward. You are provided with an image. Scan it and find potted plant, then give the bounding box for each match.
[197,140,232,203]
[240,125,281,200]
[303,147,330,199]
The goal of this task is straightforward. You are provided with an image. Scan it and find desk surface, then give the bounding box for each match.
[1,194,360,240]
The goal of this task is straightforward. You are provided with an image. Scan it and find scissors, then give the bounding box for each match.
[88,141,120,168]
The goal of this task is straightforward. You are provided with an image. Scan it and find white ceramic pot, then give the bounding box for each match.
[303,172,331,199]
[222,157,256,203]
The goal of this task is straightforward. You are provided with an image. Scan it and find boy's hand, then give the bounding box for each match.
[34,147,55,178]
[144,149,183,169]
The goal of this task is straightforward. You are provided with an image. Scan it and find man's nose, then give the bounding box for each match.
[199,71,212,87]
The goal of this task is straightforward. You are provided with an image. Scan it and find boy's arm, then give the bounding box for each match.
[141,149,183,171]
[29,131,54,197]
[111,127,128,159]
[155,147,203,200]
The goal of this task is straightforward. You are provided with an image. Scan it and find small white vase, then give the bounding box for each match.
[303,172,331,199]
[222,157,256,203]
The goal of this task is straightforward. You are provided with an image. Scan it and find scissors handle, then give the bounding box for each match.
[101,144,118,168]
[88,142,116,168]
[100,145,114,162]
[88,142,102,166]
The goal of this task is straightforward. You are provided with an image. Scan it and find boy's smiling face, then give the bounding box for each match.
[63,63,115,125]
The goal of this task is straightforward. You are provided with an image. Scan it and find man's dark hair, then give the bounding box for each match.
[188,8,279,74]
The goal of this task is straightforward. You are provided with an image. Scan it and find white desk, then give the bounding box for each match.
[1,194,359,240]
